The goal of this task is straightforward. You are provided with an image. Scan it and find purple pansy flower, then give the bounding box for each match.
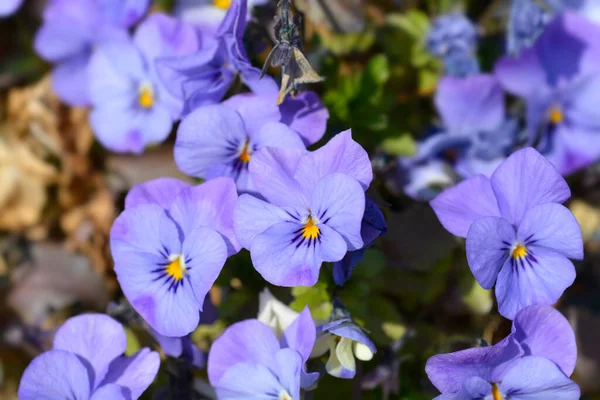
[0,0,22,17]
[89,14,200,153]
[157,0,270,116]
[208,308,317,399]
[174,96,305,193]
[34,0,150,106]
[426,305,579,399]
[496,12,600,174]
[431,147,583,319]
[332,197,387,286]
[111,177,240,337]
[233,130,372,286]
[18,314,160,400]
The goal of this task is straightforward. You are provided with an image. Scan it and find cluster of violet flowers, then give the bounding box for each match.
[14,0,591,398]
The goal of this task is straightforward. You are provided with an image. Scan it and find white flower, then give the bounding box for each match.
[257,288,299,338]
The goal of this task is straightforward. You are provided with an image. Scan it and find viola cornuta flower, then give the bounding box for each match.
[234,130,372,286]
[111,178,240,337]
[18,314,160,400]
[208,308,317,399]
[426,305,579,399]
[89,14,199,153]
[34,0,150,106]
[431,147,583,319]
[496,12,600,174]
[174,94,306,192]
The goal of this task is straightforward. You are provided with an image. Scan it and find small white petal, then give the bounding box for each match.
[353,342,374,361]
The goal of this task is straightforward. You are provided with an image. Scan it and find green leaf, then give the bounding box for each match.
[291,282,332,320]
[381,134,417,156]
[124,327,141,356]
[386,11,431,39]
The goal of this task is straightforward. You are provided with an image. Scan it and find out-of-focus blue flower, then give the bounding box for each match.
[431,148,583,319]
[311,303,377,379]
[496,12,600,174]
[426,305,579,399]
[233,131,372,287]
[507,0,556,54]
[18,314,160,400]
[88,14,199,154]
[34,0,150,106]
[174,0,269,35]
[426,12,480,77]
[0,0,22,17]
[333,197,387,286]
[208,308,318,399]
[157,0,270,116]
[396,158,458,201]
[111,178,240,337]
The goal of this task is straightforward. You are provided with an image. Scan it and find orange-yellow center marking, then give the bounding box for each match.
[302,216,320,239]
[239,141,252,163]
[548,105,564,125]
[138,87,154,109]
[213,0,232,9]
[492,383,502,400]
[512,244,527,259]
[166,256,186,281]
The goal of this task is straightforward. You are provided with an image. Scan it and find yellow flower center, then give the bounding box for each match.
[492,383,503,400]
[512,244,527,259]
[165,255,187,281]
[239,141,252,163]
[302,216,320,239]
[278,390,292,400]
[138,84,154,109]
[548,105,564,125]
[213,0,232,9]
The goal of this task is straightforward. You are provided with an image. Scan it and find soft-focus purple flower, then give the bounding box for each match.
[174,0,269,35]
[0,0,22,17]
[174,96,306,192]
[426,305,579,399]
[333,197,387,286]
[34,0,150,106]
[431,147,583,319]
[507,0,556,54]
[111,178,240,337]
[18,314,160,400]
[89,14,199,153]
[233,130,372,286]
[157,0,270,116]
[496,12,600,174]
[208,308,317,399]
[396,158,458,201]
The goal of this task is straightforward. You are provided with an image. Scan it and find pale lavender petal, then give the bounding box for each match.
[169,178,241,255]
[500,356,580,399]
[510,305,577,376]
[90,383,128,400]
[275,348,302,400]
[18,350,91,400]
[125,178,192,210]
[53,314,126,388]
[52,52,92,106]
[222,93,281,135]
[102,348,160,399]
[90,105,144,154]
[98,0,150,28]
[280,307,316,362]
[249,147,309,208]
[0,0,22,16]
[233,194,294,249]
[310,173,365,251]
[279,91,329,146]
[327,323,377,355]
[495,49,546,98]
[251,122,306,150]
[294,130,373,196]
[208,319,280,385]
[34,19,91,62]
[214,362,283,399]
[174,105,246,178]
[435,74,504,132]
[491,147,570,225]
[517,203,583,260]
[495,250,576,319]
[466,217,515,289]
[430,175,501,238]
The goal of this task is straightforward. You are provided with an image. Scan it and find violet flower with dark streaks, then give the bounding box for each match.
[431,147,583,319]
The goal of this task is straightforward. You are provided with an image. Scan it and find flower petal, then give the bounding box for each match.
[233,194,293,249]
[495,250,576,320]
[466,216,515,289]
[500,356,580,399]
[326,337,356,379]
[280,307,316,362]
[311,173,365,251]
[34,19,91,62]
[52,52,92,107]
[53,314,126,388]
[169,178,240,256]
[326,322,377,355]
[214,362,283,399]
[125,178,192,210]
[251,122,306,150]
[491,147,570,225]
[90,383,128,400]
[222,92,281,135]
[102,348,160,399]
[517,203,583,260]
[18,349,91,400]
[430,175,501,238]
[279,91,329,146]
[208,319,280,385]
[275,348,303,399]
[495,48,546,98]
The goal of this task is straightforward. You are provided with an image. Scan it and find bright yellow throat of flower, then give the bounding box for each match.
[302,216,320,239]
[491,383,502,400]
[512,244,527,259]
[166,256,186,281]
[138,87,154,109]
[239,142,252,163]
[548,105,564,125]
[213,0,232,9]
